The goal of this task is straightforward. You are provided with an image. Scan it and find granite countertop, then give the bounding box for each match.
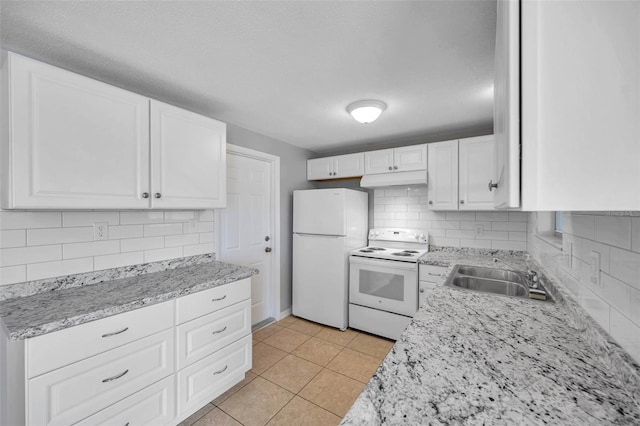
[0,261,258,340]
[342,249,640,425]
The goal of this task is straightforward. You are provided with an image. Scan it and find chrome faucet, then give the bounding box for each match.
[492,257,539,289]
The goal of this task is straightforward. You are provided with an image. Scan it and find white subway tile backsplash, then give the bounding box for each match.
[121,236,164,253]
[199,232,214,244]
[508,232,527,241]
[165,211,198,222]
[0,212,61,229]
[491,221,527,232]
[62,212,119,227]
[1,245,62,267]
[144,247,183,263]
[0,230,26,248]
[580,286,610,332]
[143,223,183,237]
[475,212,509,221]
[477,231,509,240]
[108,225,144,240]
[385,204,408,213]
[610,247,640,290]
[459,221,491,230]
[27,257,94,281]
[491,240,527,251]
[579,239,611,273]
[430,237,460,247]
[445,229,476,239]
[184,243,214,256]
[568,214,595,239]
[119,211,164,225]
[0,265,26,286]
[27,227,93,246]
[431,221,460,230]
[198,221,215,233]
[459,239,492,249]
[165,233,200,248]
[594,216,632,250]
[63,240,119,259]
[445,212,475,221]
[508,212,528,222]
[600,273,631,318]
[610,308,640,362]
[385,188,407,197]
[94,252,144,271]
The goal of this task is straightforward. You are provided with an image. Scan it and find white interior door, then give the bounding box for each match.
[219,153,273,325]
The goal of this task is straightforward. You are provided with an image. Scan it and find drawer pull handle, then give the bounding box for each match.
[102,369,129,383]
[124,423,130,426]
[101,327,129,338]
[213,365,228,375]
[212,295,227,302]
[212,326,228,335]
[428,272,441,277]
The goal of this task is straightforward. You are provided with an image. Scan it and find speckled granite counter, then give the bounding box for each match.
[342,248,640,425]
[0,261,258,340]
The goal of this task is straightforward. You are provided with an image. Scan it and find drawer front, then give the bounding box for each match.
[419,281,437,307]
[177,334,252,417]
[177,299,251,370]
[27,301,174,378]
[419,264,448,284]
[28,329,174,426]
[176,278,250,324]
[75,375,175,426]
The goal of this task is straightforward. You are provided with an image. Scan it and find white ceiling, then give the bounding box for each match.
[0,1,496,153]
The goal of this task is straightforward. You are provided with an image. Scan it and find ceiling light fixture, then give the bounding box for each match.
[346,100,386,124]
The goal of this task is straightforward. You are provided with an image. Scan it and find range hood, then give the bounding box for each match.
[360,170,428,188]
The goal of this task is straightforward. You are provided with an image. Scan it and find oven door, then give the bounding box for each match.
[349,256,418,316]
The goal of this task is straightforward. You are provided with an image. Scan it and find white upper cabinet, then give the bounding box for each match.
[150,101,226,208]
[2,52,150,209]
[459,136,495,210]
[496,0,640,210]
[1,52,227,209]
[364,145,427,175]
[427,140,458,211]
[307,153,364,180]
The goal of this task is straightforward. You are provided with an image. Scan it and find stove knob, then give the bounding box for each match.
[419,233,426,241]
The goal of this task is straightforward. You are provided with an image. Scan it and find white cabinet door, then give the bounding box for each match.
[394,145,427,172]
[493,0,520,209]
[307,157,334,180]
[459,135,495,210]
[364,149,394,174]
[333,153,364,178]
[427,140,458,210]
[150,100,226,209]
[3,52,150,209]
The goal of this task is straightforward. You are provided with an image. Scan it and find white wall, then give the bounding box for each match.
[528,212,640,363]
[0,210,214,286]
[372,187,528,250]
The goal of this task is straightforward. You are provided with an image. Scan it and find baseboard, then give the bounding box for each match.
[278,308,292,320]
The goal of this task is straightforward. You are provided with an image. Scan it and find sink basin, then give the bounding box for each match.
[451,276,529,297]
[444,264,553,302]
[455,265,525,284]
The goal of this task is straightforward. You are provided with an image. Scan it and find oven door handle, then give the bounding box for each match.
[349,255,418,271]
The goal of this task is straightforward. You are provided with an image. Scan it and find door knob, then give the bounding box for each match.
[265,247,272,253]
[488,180,498,191]
[265,236,270,241]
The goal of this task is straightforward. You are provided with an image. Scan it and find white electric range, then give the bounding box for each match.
[348,228,429,340]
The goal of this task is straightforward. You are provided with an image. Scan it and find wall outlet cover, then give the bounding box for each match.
[475,224,485,237]
[589,250,601,286]
[94,222,109,240]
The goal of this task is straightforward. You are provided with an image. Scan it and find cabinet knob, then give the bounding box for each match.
[142,192,149,199]
[154,193,162,199]
[460,200,465,204]
[428,200,433,205]
[265,247,272,253]
[420,288,425,293]
[393,165,398,170]
[488,180,498,191]
[388,166,393,171]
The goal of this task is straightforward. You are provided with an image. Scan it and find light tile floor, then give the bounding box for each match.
[179,315,394,426]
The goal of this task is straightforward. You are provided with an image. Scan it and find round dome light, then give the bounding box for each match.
[346,100,387,124]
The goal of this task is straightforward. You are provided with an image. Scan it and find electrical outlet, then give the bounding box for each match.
[475,224,484,237]
[94,222,109,240]
[589,250,601,286]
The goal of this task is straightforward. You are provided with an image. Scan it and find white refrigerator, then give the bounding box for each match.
[292,188,368,330]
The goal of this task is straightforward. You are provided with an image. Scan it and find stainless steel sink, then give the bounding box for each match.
[445,264,553,302]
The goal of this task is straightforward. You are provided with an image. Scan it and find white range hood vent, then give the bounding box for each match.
[360,170,428,188]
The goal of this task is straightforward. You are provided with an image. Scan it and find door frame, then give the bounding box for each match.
[215,144,281,322]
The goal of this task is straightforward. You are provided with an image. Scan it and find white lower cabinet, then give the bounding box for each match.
[75,375,175,426]
[8,278,252,426]
[177,334,252,417]
[418,264,448,307]
[28,329,174,426]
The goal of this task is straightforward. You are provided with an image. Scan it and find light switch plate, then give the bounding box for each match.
[589,251,601,286]
[475,224,484,237]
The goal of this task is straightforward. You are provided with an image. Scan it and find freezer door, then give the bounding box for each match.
[293,189,346,236]
[292,233,348,329]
